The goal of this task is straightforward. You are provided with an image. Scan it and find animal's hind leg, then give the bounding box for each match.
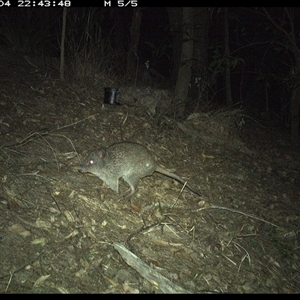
[105,178,119,194]
[123,175,140,197]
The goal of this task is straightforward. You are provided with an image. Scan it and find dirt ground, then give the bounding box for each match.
[0,55,299,294]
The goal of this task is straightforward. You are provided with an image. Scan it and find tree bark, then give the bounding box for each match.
[167,7,183,85]
[60,7,67,80]
[224,7,233,107]
[261,7,300,145]
[112,8,127,71]
[126,8,142,83]
[192,7,210,107]
[174,7,194,117]
[290,59,300,146]
[193,7,209,70]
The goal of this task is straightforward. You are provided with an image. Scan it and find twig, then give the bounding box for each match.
[48,133,78,157]
[50,115,98,132]
[0,251,44,283]
[120,109,129,141]
[1,115,98,149]
[5,272,13,293]
[194,205,278,227]
[19,170,56,183]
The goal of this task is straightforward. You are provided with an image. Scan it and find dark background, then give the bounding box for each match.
[0,6,299,129]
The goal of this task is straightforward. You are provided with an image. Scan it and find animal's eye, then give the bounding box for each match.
[89,159,94,165]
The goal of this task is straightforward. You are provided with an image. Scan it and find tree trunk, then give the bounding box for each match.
[112,8,127,72]
[261,7,300,145]
[60,7,67,80]
[193,7,209,70]
[224,7,233,107]
[290,90,300,146]
[192,7,210,106]
[174,7,194,117]
[167,8,183,85]
[126,8,142,82]
[290,60,300,146]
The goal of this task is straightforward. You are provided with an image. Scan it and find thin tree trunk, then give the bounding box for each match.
[224,7,233,107]
[174,7,194,117]
[60,7,67,80]
[193,7,209,69]
[192,7,210,107]
[112,8,127,71]
[290,61,300,146]
[126,8,142,83]
[167,8,182,85]
[261,7,300,145]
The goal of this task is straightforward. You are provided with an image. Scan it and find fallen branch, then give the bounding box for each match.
[113,242,191,294]
[194,205,278,227]
[1,114,98,149]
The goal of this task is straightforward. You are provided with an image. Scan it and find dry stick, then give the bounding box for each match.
[120,109,129,141]
[170,181,188,209]
[0,116,96,182]
[0,251,44,291]
[15,132,48,147]
[50,115,98,132]
[34,133,60,170]
[18,170,56,183]
[114,242,191,294]
[5,272,13,293]
[194,205,278,227]
[1,115,98,149]
[49,133,78,156]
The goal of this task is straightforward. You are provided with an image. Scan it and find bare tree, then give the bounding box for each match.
[174,7,194,117]
[60,7,67,80]
[126,8,142,82]
[224,7,233,107]
[192,7,210,109]
[261,7,300,146]
[167,7,182,85]
[168,7,210,116]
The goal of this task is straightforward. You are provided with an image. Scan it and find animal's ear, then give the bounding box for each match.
[97,149,106,159]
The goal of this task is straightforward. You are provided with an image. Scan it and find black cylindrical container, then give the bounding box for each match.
[104,87,119,105]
